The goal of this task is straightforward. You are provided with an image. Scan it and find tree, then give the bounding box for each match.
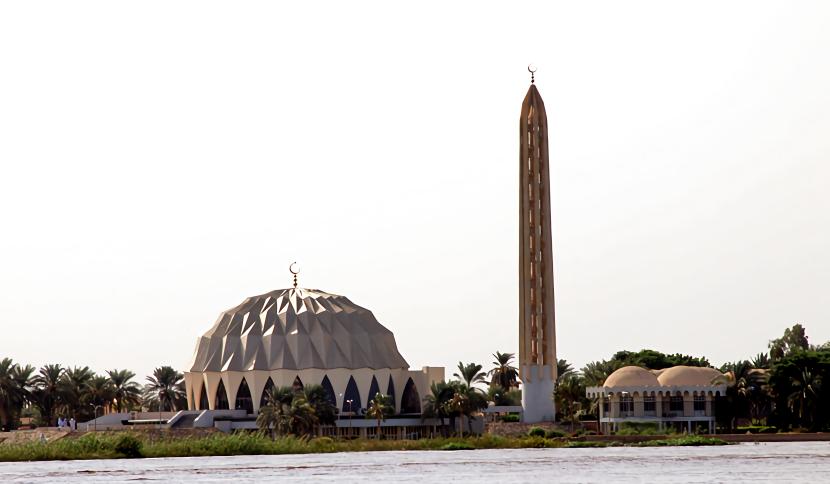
[0,358,34,431]
[581,360,622,387]
[85,375,115,414]
[454,362,487,388]
[486,385,520,406]
[488,352,519,390]
[769,324,809,361]
[61,366,94,420]
[557,359,574,380]
[144,366,186,411]
[751,353,771,369]
[768,349,830,431]
[553,372,585,432]
[107,369,141,412]
[303,384,336,427]
[257,386,295,439]
[286,394,318,436]
[366,392,392,439]
[32,364,65,426]
[422,381,455,435]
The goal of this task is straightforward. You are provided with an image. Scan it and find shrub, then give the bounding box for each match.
[565,441,606,448]
[545,429,566,438]
[441,442,475,451]
[617,422,660,436]
[113,434,143,458]
[500,414,520,423]
[527,427,546,437]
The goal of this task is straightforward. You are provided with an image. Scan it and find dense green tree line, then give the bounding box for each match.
[0,363,186,431]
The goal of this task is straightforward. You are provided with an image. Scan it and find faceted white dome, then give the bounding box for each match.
[188,288,409,372]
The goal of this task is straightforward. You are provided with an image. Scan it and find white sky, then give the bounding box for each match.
[1,1,828,383]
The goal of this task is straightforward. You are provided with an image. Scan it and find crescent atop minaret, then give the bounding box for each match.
[289,262,299,275]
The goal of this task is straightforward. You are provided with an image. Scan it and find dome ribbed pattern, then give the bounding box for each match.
[189,288,409,372]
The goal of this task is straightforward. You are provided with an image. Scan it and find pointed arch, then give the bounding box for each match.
[342,375,361,412]
[368,376,380,404]
[292,375,304,393]
[386,375,396,412]
[215,380,229,410]
[401,377,421,414]
[235,378,253,414]
[320,375,337,407]
[260,377,276,409]
[198,385,209,410]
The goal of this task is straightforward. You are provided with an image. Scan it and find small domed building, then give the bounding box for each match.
[585,365,728,434]
[184,285,444,433]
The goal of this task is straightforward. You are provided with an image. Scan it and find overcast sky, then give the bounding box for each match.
[1,1,828,383]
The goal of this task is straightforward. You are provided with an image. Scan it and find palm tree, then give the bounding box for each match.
[787,369,821,429]
[32,364,65,426]
[144,366,186,411]
[557,359,574,380]
[422,381,455,436]
[106,369,141,412]
[447,389,469,436]
[61,366,94,420]
[488,352,519,390]
[286,394,318,436]
[86,375,115,405]
[453,362,487,388]
[0,358,34,431]
[581,360,622,387]
[751,353,771,369]
[553,373,585,432]
[257,386,295,439]
[366,392,392,439]
[303,384,336,427]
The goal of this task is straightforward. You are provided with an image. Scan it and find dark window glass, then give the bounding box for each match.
[401,378,421,414]
[215,380,229,410]
[235,378,253,414]
[342,376,362,412]
[670,396,683,412]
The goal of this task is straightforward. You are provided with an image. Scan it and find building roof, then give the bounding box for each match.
[188,287,409,372]
[603,365,660,387]
[656,366,726,387]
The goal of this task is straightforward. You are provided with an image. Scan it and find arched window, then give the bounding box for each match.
[198,385,209,410]
[368,376,380,404]
[321,375,337,407]
[401,378,421,414]
[292,375,304,393]
[235,378,253,414]
[342,376,361,413]
[215,380,229,410]
[260,377,276,409]
[386,375,396,412]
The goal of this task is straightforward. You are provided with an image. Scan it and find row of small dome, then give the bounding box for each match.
[602,365,727,388]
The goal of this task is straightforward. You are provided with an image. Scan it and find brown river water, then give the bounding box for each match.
[1,441,828,483]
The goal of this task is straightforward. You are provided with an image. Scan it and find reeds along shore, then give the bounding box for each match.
[0,431,728,462]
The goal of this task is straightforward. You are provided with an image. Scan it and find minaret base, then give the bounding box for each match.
[521,365,556,423]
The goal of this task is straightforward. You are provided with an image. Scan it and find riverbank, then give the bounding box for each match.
[0,430,731,462]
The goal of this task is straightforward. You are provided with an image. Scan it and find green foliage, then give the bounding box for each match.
[441,441,475,450]
[453,362,487,387]
[769,324,809,361]
[527,426,546,437]
[737,425,777,434]
[499,414,520,422]
[488,352,519,390]
[487,385,521,406]
[565,441,606,448]
[636,436,728,447]
[143,366,186,412]
[610,349,710,370]
[544,429,566,438]
[768,349,830,431]
[113,434,143,458]
[616,422,660,436]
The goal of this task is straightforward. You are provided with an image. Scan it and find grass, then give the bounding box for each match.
[0,431,729,462]
[635,436,728,447]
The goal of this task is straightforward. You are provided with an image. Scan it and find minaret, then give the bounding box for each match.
[519,67,557,423]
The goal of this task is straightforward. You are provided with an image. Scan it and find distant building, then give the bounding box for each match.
[585,366,728,434]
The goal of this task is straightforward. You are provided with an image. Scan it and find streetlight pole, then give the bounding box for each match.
[347,399,354,438]
[89,404,101,432]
